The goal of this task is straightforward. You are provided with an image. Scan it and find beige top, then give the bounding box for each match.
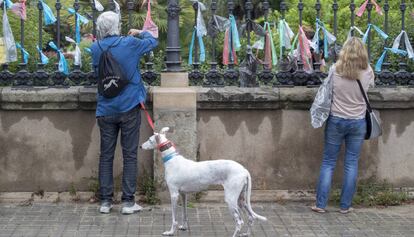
[330,66,375,119]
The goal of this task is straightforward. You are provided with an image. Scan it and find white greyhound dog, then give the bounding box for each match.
[140,127,267,237]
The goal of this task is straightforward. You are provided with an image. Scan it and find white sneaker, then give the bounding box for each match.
[99,203,113,214]
[121,203,143,215]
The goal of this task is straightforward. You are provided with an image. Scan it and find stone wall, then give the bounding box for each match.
[0,86,413,192]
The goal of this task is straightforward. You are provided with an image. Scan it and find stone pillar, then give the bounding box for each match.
[152,72,197,202]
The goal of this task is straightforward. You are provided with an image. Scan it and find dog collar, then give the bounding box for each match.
[163,152,178,163]
[158,141,174,152]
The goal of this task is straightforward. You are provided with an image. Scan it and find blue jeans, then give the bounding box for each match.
[316,115,366,209]
[97,105,141,204]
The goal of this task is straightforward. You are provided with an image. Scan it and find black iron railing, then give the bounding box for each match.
[0,0,413,88]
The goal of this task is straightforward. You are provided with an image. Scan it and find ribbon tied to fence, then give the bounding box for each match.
[2,0,18,63]
[48,41,69,75]
[312,19,336,60]
[39,0,57,25]
[36,45,49,65]
[67,7,89,44]
[356,0,383,17]
[15,42,29,64]
[362,24,388,44]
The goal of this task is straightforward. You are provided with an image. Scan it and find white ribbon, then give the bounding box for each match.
[65,36,82,66]
[392,30,414,59]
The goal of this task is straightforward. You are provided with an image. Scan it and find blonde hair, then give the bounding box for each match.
[335,37,369,80]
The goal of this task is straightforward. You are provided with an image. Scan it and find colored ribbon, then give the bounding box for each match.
[94,0,104,11]
[67,8,89,43]
[223,14,240,65]
[142,0,158,38]
[229,14,241,51]
[84,47,92,54]
[190,0,207,38]
[36,45,49,64]
[15,42,29,64]
[392,30,414,59]
[2,0,13,8]
[263,22,277,67]
[312,19,336,59]
[2,2,18,63]
[375,47,407,72]
[65,36,82,66]
[48,41,69,75]
[188,28,205,65]
[356,0,382,17]
[347,26,364,40]
[10,0,26,20]
[279,19,295,59]
[362,24,388,44]
[39,0,57,25]
[298,26,313,72]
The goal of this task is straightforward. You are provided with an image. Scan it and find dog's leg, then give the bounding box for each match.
[224,184,244,237]
[239,185,254,237]
[162,191,179,236]
[178,193,188,231]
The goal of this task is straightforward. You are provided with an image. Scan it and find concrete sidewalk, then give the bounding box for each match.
[0,202,413,237]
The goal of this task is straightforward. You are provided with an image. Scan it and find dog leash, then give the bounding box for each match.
[140,102,155,130]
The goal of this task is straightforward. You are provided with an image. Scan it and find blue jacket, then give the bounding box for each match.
[91,32,158,117]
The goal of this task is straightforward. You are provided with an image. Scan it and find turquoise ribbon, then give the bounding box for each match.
[84,47,92,54]
[36,45,49,64]
[163,152,178,163]
[4,0,13,8]
[229,14,241,51]
[188,28,205,65]
[314,19,336,59]
[15,43,29,64]
[363,24,388,44]
[48,41,69,75]
[67,7,89,43]
[375,47,407,72]
[40,0,56,25]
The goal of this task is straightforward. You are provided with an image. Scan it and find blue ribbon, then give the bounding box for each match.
[36,45,49,64]
[40,0,57,25]
[48,41,69,75]
[314,19,335,59]
[15,43,29,64]
[375,47,407,72]
[188,28,205,65]
[67,7,89,43]
[363,24,388,44]
[84,47,92,54]
[4,0,13,9]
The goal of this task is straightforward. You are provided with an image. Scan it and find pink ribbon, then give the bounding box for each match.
[11,0,27,20]
[142,0,158,38]
[356,0,382,17]
[298,26,312,71]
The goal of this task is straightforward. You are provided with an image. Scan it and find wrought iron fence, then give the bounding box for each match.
[1,0,414,88]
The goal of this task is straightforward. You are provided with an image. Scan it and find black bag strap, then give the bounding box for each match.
[97,36,123,52]
[356,79,372,113]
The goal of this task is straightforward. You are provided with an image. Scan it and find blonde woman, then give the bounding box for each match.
[312,37,374,214]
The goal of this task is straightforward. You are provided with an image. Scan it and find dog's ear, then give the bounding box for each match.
[160,127,170,135]
[155,133,161,144]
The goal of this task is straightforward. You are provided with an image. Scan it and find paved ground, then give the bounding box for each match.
[0,202,414,237]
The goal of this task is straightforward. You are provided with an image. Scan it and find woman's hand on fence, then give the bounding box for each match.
[128,29,143,36]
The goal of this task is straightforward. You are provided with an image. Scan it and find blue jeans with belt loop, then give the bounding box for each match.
[316,115,366,210]
[97,105,141,205]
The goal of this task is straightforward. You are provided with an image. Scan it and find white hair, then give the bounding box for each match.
[96,11,121,40]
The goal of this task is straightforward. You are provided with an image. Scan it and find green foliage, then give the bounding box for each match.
[330,179,410,207]
[141,171,160,205]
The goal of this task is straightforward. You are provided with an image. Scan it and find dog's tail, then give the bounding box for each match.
[245,172,267,221]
